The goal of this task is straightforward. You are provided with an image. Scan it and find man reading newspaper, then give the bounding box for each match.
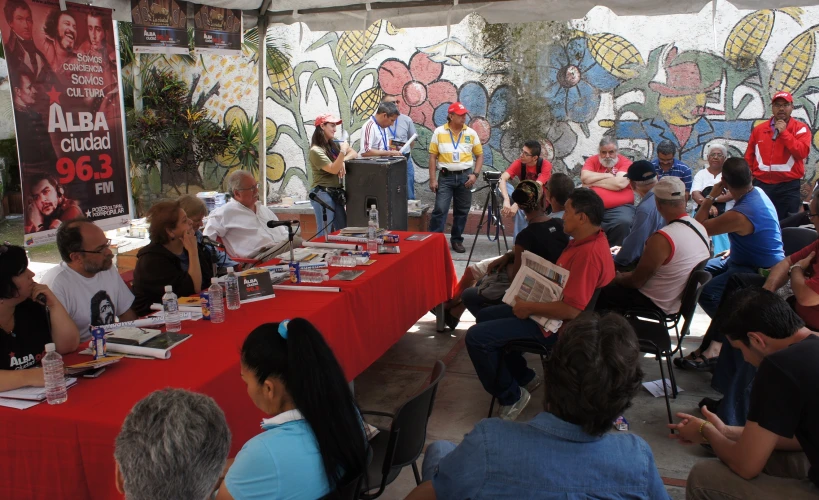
[464,188,615,420]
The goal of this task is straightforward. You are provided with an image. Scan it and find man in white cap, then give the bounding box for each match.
[428,102,484,253]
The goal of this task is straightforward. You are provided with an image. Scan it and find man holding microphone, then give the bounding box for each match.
[429,102,484,253]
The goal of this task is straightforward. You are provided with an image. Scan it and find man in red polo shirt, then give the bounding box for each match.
[581,137,635,246]
[500,139,552,238]
[745,91,811,220]
[464,187,615,421]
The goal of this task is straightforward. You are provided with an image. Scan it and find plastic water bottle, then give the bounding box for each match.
[225,267,241,310]
[327,255,357,267]
[43,343,67,405]
[162,285,182,332]
[208,279,225,324]
[367,205,379,254]
[301,269,330,283]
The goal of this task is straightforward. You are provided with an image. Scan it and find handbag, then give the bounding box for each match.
[476,266,513,303]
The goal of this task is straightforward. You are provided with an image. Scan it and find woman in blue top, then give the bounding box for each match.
[216,319,367,500]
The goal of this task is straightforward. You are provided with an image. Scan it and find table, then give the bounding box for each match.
[0,232,456,499]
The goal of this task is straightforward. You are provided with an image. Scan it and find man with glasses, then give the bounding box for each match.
[42,219,137,340]
[745,91,812,220]
[204,170,296,260]
[499,140,551,238]
[580,136,635,246]
[652,139,693,199]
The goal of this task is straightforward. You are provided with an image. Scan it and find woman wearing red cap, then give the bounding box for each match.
[309,115,357,236]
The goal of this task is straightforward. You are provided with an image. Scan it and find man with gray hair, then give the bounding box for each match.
[204,170,298,260]
[581,136,635,246]
[652,139,693,198]
[115,388,231,500]
[612,160,666,270]
[360,101,403,157]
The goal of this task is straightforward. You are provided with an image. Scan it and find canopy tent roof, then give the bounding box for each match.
[97,0,817,28]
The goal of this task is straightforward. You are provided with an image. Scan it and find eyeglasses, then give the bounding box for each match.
[772,102,793,109]
[76,239,112,254]
[520,151,535,157]
[236,184,260,192]
[708,153,726,159]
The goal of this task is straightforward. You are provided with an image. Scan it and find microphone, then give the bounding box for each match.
[308,192,336,213]
[200,235,224,248]
[267,220,298,228]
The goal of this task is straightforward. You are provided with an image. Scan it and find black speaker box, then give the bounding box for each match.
[345,157,408,230]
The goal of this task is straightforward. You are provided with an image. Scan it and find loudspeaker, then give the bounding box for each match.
[345,157,408,230]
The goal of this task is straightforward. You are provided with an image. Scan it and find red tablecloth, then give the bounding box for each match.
[0,232,456,499]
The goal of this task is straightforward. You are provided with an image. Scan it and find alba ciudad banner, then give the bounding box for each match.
[1,0,129,246]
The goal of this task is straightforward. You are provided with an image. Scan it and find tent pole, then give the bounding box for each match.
[113,21,136,220]
[257,14,269,206]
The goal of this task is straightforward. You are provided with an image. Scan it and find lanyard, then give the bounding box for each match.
[449,128,464,151]
[372,117,388,149]
[389,123,397,140]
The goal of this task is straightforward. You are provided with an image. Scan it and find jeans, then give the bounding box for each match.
[465,304,555,405]
[697,258,759,318]
[754,178,801,221]
[406,154,416,200]
[602,204,636,247]
[429,170,472,244]
[461,286,498,318]
[712,338,756,425]
[310,188,347,237]
[421,440,457,482]
[505,182,528,239]
[698,273,766,350]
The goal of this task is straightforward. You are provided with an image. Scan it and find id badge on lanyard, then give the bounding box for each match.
[449,129,464,164]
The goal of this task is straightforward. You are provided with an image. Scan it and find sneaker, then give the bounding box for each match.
[525,374,542,394]
[498,387,531,421]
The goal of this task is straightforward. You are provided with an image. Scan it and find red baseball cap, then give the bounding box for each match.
[315,114,342,127]
[447,102,469,115]
[771,91,793,103]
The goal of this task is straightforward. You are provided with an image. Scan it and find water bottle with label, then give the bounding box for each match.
[225,266,241,310]
[43,343,67,405]
[367,205,379,254]
[162,285,182,332]
[208,278,225,323]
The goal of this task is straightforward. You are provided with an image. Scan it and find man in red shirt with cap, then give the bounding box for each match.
[744,91,811,220]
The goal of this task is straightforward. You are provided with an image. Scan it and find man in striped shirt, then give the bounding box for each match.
[652,139,693,200]
[428,102,484,253]
[359,101,403,158]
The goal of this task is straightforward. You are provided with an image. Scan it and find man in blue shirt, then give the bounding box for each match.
[652,139,693,199]
[405,314,669,500]
[383,96,419,200]
[612,160,665,269]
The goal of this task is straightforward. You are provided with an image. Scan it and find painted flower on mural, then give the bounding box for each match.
[216,106,285,183]
[431,82,512,167]
[378,52,458,129]
[541,38,619,124]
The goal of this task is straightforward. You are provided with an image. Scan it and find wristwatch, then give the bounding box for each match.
[706,195,718,202]
[789,263,803,276]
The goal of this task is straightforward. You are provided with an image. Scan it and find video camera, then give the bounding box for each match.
[483,171,502,183]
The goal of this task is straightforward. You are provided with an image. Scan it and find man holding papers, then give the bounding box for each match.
[465,188,614,420]
[43,219,137,341]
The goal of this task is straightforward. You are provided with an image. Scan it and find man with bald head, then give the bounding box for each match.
[204,171,299,260]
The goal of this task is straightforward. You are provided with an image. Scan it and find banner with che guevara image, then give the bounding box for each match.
[131,0,189,54]
[1,0,129,246]
[193,4,241,55]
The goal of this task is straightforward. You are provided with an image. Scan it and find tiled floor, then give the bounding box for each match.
[353,236,721,499]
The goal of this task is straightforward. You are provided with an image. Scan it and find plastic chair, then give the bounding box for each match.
[215,236,260,268]
[119,270,134,292]
[320,472,363,500]
[782,227,816,256]
[622,269,712,425]
[486,288,602,418]
[359,361,446,499]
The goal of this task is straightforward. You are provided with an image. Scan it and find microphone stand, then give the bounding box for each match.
[321,205,329,239]
[287,225,295,262]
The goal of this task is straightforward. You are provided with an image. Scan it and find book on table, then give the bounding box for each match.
[105,327,163,346]
[502,251,570,333]
[81,332,192,359]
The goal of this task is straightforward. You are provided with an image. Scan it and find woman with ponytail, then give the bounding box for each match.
[216,318,367,500]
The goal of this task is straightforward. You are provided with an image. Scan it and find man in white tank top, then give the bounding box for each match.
[595,177,711,316]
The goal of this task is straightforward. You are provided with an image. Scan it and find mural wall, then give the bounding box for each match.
[136,2,819,207]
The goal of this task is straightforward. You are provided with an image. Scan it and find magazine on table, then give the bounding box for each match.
[502,251,570,333]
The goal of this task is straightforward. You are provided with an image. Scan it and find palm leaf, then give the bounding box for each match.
[244,25,291,74]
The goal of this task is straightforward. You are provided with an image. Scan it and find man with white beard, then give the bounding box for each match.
[581,137,635,246]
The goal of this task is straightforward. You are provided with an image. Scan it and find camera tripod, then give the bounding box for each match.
[466,180,510,268]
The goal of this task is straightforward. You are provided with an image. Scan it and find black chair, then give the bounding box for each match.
[359,361,446,499]
[782,227,817,256]
[485,287,602,418]
[622,269,711,425]
[321,472,363,500]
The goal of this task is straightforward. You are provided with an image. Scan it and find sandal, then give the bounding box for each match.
[673,350,702,369]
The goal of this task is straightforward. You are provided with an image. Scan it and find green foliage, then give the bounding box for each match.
[244,25,290,75]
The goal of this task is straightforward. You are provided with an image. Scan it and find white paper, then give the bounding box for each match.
[0,378,78,401]
[398,134,418,154]
[0,397,40,410]
[643,379,683,397]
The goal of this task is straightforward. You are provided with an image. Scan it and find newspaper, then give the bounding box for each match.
[502,251,570,333]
